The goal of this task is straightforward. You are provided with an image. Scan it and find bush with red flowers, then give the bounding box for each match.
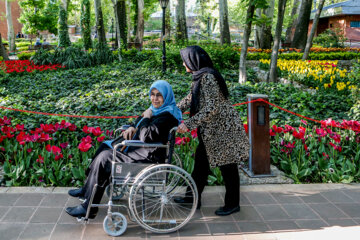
[0,60,64,75]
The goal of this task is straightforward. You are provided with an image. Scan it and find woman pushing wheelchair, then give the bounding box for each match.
[66,80,182,219]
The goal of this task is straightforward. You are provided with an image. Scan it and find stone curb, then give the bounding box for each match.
[2,183,360,193]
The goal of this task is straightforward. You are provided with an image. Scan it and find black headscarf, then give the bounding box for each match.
[180,45,229,117]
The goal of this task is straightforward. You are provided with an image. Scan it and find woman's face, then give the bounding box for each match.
[183,62,192,73]
[150,88,164,108]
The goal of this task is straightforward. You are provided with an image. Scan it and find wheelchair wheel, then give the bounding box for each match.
[103,212,127,236]
[129,164,198,233]
[105,185,126,200]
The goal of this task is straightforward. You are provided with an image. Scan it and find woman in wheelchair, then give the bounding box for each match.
[66,80,182,219]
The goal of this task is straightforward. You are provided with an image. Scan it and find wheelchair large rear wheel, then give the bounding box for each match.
[128,164,197,233]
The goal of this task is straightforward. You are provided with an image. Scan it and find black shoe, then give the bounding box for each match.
[65,205,97,219]
[174,197,201,209]
[215,206,240,216]
[68,188,85,198]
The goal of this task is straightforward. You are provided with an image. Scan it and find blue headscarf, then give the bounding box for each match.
[148,80,182,125]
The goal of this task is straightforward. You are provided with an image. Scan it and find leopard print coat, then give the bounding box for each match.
[177,73,250,167]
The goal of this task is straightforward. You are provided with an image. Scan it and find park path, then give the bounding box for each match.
[1,184,360,240]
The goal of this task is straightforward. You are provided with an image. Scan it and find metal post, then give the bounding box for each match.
[242,94,274,178]
[207,16,210,38]
[162,6,166,73]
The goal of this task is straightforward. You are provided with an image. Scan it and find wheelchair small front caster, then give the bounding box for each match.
[103,212,127,236]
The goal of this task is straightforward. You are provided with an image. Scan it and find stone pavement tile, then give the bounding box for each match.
[178,222,210,238]
[299,192,328,203]
[244,192,277,205]
[30,207,63,223]
[18,223,55,240]
[2,206,36,223]
[320,191,355,203]
[270,192,303,204]
[240,194,251,205]
[189,209,205,223]
[334,203,360,218]
[237,221,270,234]
[326,218,358,227]
[0,193,22,206]
[121,224,146,239]
[282,204,319,220]
[352,218,360,224]
[40,194,68,207]
[201,207,235,222]
[86,209,109,224]
[213,235,246,240]
[295,219,328,230]
[65,196,81,207]
[308,203,348,220]
[147,228,179,239]
[0,187,8,193]
[82,223,113,240]
[0,207,9,220]
[208,222,241,235]
[50,223,85,240]
[0,223,26,240]
[341,190,360,203]
[232,206,262,221]
[201,192,224,207]
[14,193,45,206]
[266,220,299,231]
[255,205,290,221]
[7,187,53,193]
[58,209,82,224]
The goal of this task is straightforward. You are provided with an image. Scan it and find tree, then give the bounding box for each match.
[135,0,144,45]
[94,0,107,45]
[258,0,274,49]
[219,0,231,45]
[0,34,9,61]
[175,0,187,42]
[164,5,171,40]
[291,0,312,49]
[5,0,15,52]
[268,0,288,82]
[81,0,92,49]
[59,0,71,47]
[239,0,256,83]
[19,0,58,38]
[284,0,300,44]
[302,0,325,59]
[113,0,127,49]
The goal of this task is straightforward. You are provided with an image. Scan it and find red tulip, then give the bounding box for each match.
[68,124,77,131]
[191,129,198,138]
[78,142,92,152]
[81,135,92,144]
[82,126,90,134]
[91,127,103,136]
[36,155,44,164]
[60,142,69,149]
[55,153,63,161]
[97,136,105,142]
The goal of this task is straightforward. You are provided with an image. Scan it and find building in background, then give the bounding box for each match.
[309,0,360,43]
[0,0,22,39]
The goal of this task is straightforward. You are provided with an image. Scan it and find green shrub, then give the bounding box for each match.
[0,56,3,61]
[17,51,35,60]
[313,28,347,48]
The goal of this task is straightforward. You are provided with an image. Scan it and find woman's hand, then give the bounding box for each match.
[142,109,153,119]
[122,127,136,140]
[177,123,189,133]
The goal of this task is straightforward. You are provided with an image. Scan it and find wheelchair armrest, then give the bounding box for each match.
[120,140,168,148]
[114,125,132,137]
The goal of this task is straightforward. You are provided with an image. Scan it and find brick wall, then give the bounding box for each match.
[0,0,22,39]
[345,15,360,41]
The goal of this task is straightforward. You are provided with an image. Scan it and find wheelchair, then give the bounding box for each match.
[78,126,198,236]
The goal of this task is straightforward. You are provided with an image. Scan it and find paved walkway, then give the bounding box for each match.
[1,184,360,240]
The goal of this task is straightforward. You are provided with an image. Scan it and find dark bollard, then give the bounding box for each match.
[243,94,274,177]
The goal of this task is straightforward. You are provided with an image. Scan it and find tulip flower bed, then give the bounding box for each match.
[240,47,360,54]
[0,116,111,186]
[259,59,358,92]
[0,60,64,74]
[270,119,360,183]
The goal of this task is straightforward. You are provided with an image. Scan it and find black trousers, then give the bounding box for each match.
[191,135,240,208]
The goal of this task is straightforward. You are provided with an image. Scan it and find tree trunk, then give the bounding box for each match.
[58,0,71,47]
[268,0,288,82]
[94,0,107,45]
[135,0,144,46]
[291,0,312,49]
[239,0,255,83]
[219,0,231,45]
[126,0,131,43]
[114,0,127,49]
[132,0,138,36]
[302,0,325,59]
[259,0,275,49]
[5,0,15,52]
[81,0,92,50]
[254,8,261,48]
[0,34,10,61]
[175,0,187,43]
[284,0,300,44]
